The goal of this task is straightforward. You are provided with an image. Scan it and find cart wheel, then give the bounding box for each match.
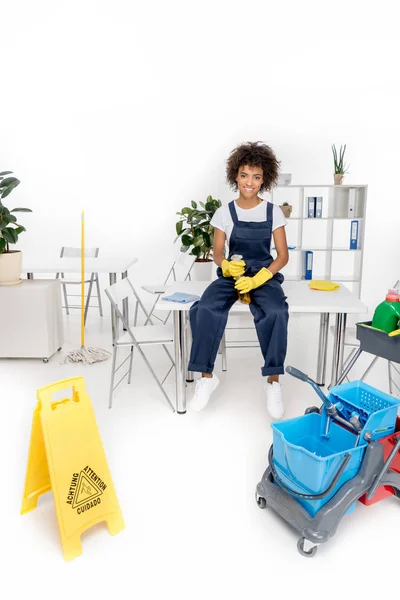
[393,487,400,498]
[297,538,317,557]
[257,496,267,509]
[43,358,49,363]
[305,406,320,415]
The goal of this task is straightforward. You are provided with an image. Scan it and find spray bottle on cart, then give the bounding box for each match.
[371,288,400,334]
[231,254,251,305]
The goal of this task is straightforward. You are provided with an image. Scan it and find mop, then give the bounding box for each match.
[63,211,111,365]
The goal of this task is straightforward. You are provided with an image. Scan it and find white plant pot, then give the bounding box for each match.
[191,259,216,281]
[0,250,23,285]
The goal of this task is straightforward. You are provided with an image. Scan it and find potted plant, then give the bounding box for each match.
[279,201,292,218]
[0,171,32,285]
[332,144,350,184]
[175,195,222,279]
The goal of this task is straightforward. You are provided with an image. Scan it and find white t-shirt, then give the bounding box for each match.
[210,200,287,244]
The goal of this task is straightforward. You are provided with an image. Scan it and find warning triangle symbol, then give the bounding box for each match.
[72,472,103,508]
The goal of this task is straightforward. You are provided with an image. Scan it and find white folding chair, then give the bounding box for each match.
[104,277,175,412]
[334,328,400,395]
[142,248,196,325]
[218,306,258,372]
[332,279,400,394]
[56,246,103,324]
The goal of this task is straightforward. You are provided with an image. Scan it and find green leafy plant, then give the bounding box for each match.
[175,195,222,260]
[332,144,350,174]
[282,202,289,206]
[0,171,32,254]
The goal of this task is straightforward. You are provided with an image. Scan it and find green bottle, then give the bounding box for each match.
[371,289,400,333]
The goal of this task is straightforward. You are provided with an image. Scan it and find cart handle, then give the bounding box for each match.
[268,445,351,500]
[286,366,333,408]
[286,366,363,433]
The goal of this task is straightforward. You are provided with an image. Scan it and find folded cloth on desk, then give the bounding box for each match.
[162,292,201,303]
[309,280,340,292]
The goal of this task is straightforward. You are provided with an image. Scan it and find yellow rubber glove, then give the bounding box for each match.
[221,258,246,278]
[309,280,340,292]
[234,268,273,294]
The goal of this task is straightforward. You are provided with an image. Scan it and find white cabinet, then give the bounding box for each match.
[270,185,367,297]
[0,279,64,361]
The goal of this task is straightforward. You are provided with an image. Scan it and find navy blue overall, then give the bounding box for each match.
[188,200,289,376]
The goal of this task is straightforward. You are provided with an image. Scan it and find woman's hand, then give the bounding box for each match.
[214,228,245,277]
[221,259,246,278]
[235,268,273,293]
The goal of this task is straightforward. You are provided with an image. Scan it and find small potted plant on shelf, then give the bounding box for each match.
[175,195,222,279]
[0,171,32,285]
[279,202,292,218]
[332,144,350,184]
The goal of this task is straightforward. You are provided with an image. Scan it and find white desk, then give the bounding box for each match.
[22,257,138,277]
[22,256,138,337]
[155,280,367,413]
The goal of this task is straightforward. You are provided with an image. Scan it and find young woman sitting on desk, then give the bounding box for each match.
[187,141,289,419]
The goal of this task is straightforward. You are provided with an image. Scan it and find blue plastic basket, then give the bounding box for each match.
[328,380,400,440]
[272,413,367,517]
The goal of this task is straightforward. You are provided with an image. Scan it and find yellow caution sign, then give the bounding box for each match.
[21,377,124,561]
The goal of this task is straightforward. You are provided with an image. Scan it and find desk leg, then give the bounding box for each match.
[27,272,34,279]
[184,312,194,383]
[330,313,347,388]
[109,273,117,340]
[173,311,186,414]
[316,313,329,386]
[121,271,129,327]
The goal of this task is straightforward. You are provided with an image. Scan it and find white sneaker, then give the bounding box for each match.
[265,381,285,420]
[189,375,220,411]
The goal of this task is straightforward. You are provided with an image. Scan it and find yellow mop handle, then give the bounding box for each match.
[81,210,85,348]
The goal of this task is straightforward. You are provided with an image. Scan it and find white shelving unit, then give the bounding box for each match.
[269,185,368,298]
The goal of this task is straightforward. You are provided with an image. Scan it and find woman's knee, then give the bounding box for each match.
[256,302,288,324]
[196,302,228,321]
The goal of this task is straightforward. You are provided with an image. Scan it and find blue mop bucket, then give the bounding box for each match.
[271,413,367,517]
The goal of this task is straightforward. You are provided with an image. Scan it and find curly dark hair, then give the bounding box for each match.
[226,141,280,193]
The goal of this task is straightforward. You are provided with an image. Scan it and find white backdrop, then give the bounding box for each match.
[1,1,399,316]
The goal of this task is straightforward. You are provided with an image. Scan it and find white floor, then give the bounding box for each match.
[2,307,399,599]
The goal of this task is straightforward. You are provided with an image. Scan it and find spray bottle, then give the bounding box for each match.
[371,288,400,334]
[231,254,251,305]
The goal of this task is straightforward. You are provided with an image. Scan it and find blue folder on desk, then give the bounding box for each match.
[162,292,200,303]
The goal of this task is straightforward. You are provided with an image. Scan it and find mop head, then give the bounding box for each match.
[63,346,111,365]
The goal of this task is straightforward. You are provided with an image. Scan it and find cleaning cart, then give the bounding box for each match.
[256,366,400,557]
